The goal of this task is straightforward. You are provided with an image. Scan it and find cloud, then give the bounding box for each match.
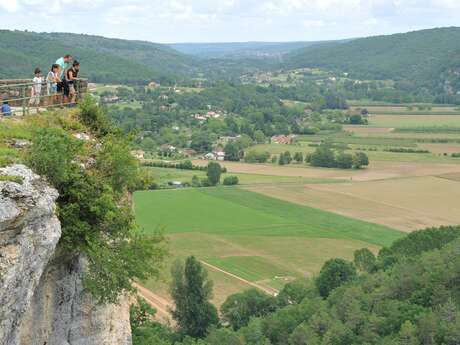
[0,0,459,42]
[0,0,18,12]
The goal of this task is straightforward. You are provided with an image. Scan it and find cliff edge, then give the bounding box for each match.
[0,165,132,345]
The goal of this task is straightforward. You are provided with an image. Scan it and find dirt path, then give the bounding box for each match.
[133,282,174,324]
[200,260,279,296]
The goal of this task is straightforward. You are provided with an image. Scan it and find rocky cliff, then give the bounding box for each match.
[0,165,132,345]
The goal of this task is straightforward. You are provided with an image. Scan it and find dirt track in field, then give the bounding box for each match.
[200,260,279,296]
[134,283,174,324]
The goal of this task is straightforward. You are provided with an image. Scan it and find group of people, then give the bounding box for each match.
[30,54,81,108]
[1,54,81,116]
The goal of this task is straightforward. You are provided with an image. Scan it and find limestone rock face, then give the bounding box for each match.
[0,165,61,344]
[17,255,133,345]
[0,165,132,345]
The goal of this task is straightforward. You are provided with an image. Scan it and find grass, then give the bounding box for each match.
[135,187,404,304]
[147,167,346,186]
[135,188,403,247]
[206,256,288,283]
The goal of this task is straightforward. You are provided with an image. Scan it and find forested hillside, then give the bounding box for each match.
[131,227,460,345]
[287,27,460,92]
[169,41,342,59]
[0,30,195,83]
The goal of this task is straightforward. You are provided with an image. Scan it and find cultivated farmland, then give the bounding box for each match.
[135,188,403,305]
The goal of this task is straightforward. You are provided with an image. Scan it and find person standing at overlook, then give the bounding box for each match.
[55,54,72,105]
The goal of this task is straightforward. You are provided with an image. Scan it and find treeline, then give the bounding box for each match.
[286,27,460,104]
[131,226,460,345]
[109,83,355,154]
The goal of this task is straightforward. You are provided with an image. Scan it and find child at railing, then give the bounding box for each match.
[29,68,43,111]
[46,64,61,106]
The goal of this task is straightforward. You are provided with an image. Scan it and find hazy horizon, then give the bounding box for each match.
[1,1,460,43]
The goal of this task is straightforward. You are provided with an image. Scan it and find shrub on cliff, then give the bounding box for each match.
[27,100,167,303]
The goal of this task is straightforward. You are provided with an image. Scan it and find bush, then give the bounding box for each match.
[335,152,353,169]
[221,289,277,330]
[207,162,222,186]
[223,176,239,186]
[353,152,369,169]
[27,104,167,304]
[310,144,336,168]
[244,150,270,163]
[316,258,357,298]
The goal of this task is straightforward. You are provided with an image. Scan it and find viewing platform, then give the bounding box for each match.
[0,78,88,116]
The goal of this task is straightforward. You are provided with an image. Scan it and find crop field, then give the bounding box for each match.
[135,187,403,304]
[368,114,460,129]
[147,166,346,186]
[246,175,460,232]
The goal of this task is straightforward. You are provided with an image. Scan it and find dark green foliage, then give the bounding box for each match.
[353,248,376,273]
[352,152,369,169]
[276,278,317,307]
[316,258,357,298]
[335,152,353,169]
[132,228,460,345]
[221,289,278,330]
[207,162,222,186]
[382,226,460,259]
[287,27,460,97]
[223,176,239,186]
[27,101,166,303]
[0,30,194,83]
[170,257,219,338]
[348,114,367,125]
[244,151,270,163]
[278,151,293,165]
[293,152,304,163]
[130,298,175,345]
[224,142,240,161]
[310,144,336,168]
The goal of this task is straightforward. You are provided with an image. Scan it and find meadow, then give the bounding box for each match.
[135,187,403,304]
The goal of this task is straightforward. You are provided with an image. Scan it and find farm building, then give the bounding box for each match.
[130,150,145,160]
[204,151,226,161]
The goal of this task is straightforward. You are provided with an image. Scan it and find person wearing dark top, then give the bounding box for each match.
[65,61,80,105]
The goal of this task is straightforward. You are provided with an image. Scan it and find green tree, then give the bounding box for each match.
[170,257,218,338]
[353,248,376,273]
[398,321,419,345]
[224,142,240,161]
[221,289,277,330]
[316,259,357,298]
[310,144,336,168]
[293,152,304,163]
[207,162,222,186]
[335,152,353,169]
[223,176,239,186]
[284,151,293,164]
[254,130,266,144]
[353,152,369,169]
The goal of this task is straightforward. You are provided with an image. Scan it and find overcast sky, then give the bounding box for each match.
[0,0,459,43]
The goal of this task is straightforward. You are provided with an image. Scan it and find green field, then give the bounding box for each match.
[135,187,403,302]
[135,188,402,246]
[147,167,345,186]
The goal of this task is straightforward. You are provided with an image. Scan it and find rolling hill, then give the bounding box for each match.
[286,27,460,89]
[0,30,196,83]
[169,41,341,59]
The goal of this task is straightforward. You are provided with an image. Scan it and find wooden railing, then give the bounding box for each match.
[0,78,88,116]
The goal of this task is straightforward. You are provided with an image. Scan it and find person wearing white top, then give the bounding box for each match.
[29,67,43,109]
[46,64,61,106]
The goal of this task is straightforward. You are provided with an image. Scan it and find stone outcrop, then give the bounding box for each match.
[0,165,132,345]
